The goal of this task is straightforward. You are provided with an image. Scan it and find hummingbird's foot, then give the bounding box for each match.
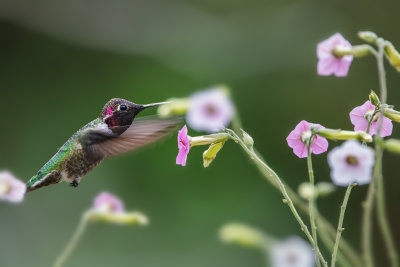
[70,180,79,188]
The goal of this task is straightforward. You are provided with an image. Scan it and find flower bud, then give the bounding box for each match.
[316,182,336,197]
[157,98,189,117]
[369,91,380,107]
[384,41,400,72]
[332,44,375,58]
[358,31,378,44]
[219,223,269,249]
[298,182,315,200]
[88,211,149,226]
[241,129,254,147]
[203,142,225,168]
[317,129,372,143]
[190,133,229,147]
[383,108,400,122]
[384,139,400,154]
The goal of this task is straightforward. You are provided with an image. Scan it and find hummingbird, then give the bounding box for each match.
[26,98,181,192]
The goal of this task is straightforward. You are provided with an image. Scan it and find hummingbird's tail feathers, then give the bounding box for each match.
[85,116,182,160]
[26,171,62,192]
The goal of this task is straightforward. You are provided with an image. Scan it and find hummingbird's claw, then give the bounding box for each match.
[70,180,79,188]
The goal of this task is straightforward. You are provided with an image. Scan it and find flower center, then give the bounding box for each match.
[372,112,380,122]
[204,104,218,117]
[0,181,11,196]
[301,130,314,144]
[346,155,359,165]
[286,251,299,264]
[179,139,187,149]
[364,109,375,121]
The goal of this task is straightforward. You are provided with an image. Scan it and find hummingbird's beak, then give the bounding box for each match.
[140,101,172,110]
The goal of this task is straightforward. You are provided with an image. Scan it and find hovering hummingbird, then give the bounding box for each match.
[26,98,181,192]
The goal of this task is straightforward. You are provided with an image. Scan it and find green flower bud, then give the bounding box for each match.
[384,139,400,154]
[157,98,189,117]
[369,90,380,107]
[317,129,372,143]
[384,41,400,72]
[298,182,315,200]
[203,142,225,168]
[332,44,375,58]
[241,129,254,147]
[358,31,378,44]
[316,182,336,198]
[383,108,400,122]
[88,211,149,226]
[219,223,269,249]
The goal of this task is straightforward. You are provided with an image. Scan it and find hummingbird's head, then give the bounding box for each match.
[100,98,170,128]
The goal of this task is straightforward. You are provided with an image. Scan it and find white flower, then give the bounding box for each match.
[186,88,235,133]
[327,140,375,186]
[0,171,26,203]
[270,237,315,267]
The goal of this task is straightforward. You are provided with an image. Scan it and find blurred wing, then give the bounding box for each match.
[85,116,182,161]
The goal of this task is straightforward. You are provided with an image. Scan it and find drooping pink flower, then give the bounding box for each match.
[328,140,374,186]
[186,88,235,133]
[286,120,328,158]
[0,171,26,203]
[349,100,392,137]
[93,192,124,213]
[176,125,190,166]
[317,33,353,77]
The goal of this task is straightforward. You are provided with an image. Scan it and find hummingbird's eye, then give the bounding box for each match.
[120,105,127,111]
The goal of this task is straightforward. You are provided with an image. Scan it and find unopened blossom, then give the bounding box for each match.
[93,192,124,213]
[286,120,328,158]
[186,88,235,133]
[0,171,26,203]
[270,237,315,267]
[350,100,392,137]
[327,140,374,186]
[317,33,353,77]
[176,125,190,166]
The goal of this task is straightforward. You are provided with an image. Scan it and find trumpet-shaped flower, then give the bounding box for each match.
[327,140,374,186]
[186,88,235,133]
[286,120,328,158]
[0,171,26,203]
[176,125,190,166]
[317,33,353,77]
[93,192,124,213]
[349,100,392,137]
[270,236,315,267]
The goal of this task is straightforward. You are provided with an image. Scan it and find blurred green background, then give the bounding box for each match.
[1,0,400,266]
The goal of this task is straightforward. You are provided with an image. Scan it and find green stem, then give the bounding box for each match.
[361,113,375,267]
[375,142,398,267]
[361,176,376,267]
[307,145,322,267]
[332,183,356,267]
[226,129,328,267]
[374,38,399,267]
[53,211,91,267]
[224,127,362,267]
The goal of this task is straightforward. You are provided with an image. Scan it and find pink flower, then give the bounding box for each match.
[93,192,124,213]
[0,171,26,203]
[328,140,374,186]
[286,120,328,158]
[349,100,392,137]
[317,33,353,77]
[186,88,235,133]
[270,236,315,267]
[176,125,190,166]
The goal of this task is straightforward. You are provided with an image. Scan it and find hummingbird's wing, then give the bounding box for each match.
[82,116,182,161]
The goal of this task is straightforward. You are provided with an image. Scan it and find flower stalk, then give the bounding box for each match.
[306,142,323,267]
[331,183,356,267]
